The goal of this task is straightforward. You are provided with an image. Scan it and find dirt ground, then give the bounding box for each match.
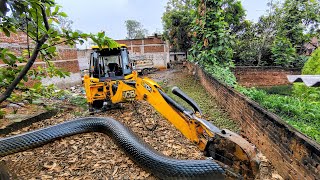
[0,68,282,179]
[1,100,208,179]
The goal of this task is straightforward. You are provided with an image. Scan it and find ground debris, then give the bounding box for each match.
[0,100,204,179]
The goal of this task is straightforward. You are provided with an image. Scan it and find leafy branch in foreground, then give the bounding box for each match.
[0,0,87,103]
[0,0,91,104]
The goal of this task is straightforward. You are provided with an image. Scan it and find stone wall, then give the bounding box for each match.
[0,32,81,87]
[233,66,301,87]
[187,63,320,180]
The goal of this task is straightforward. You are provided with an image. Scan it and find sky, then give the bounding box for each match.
[56,0,270,40]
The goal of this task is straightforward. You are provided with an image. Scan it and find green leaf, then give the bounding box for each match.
[98,31,105,39]
[47,46,56,53]
[2,27,10,37]
[72,31,79,38]
[7,53,17,60]
[58,12,68,17]
[40,49,47,55]
[22,75,28,82]
[41,44,49,49]
[2,58,9,64]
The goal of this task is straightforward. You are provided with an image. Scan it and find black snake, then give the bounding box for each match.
[0,117,225,179]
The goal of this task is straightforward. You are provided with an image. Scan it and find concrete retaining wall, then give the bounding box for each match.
[77,49,91,71]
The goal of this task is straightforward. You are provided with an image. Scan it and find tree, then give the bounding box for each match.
[162,0,194,53]
[189,0,237,86]
[0,0,116,104]
[271,36,297,67]
[234,21,265,66]
[275,0,320,50]
[125,20,148,39]
[164,0,193,10]
[267,0,320,67]
[222,0,247,36]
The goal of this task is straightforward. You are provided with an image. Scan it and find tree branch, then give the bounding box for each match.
[0,5,50,104]
[0,34,48,103]
[39,36,80,51]
[39,4,50,31]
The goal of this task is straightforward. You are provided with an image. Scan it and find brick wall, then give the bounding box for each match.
[187,63,320,180]
[0,32,81,87]
[233,66,301,87]
[115,36,169,69]
[0,32,28,45]
[144,45,164,53]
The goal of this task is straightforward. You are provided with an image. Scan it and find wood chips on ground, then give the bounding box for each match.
[0,101,205,179]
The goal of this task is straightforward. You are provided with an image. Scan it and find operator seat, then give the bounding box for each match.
[108,63,123,76]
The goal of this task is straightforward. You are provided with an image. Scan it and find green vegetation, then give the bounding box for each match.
[161,0,320,142]
[69,96,88,110]
[238,86,320,143]
[292,47,320,102]
[235,0,320,67]
[271,36,297,68]
[163,75,240,132]
[188,0,238,87]
[293,83,320,102]
[162,0,193,53]
[0,109,5,119]
[257,85,293,96]
[302,47,320,75]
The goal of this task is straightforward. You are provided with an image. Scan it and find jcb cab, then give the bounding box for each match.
[84,44,137,111]
[89,44,132,80]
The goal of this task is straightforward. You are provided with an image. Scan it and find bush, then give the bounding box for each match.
[293,48,320,101]
[302,47,320,75]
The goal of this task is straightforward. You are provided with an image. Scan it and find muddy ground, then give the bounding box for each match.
[0,68,282,179]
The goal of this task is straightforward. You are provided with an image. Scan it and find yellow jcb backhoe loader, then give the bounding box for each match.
[83,44,260,179]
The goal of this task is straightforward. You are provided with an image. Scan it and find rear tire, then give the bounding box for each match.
[142,69,148,76]
[92,100,104,109]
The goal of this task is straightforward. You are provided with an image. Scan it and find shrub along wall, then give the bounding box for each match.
[188,63,320,180]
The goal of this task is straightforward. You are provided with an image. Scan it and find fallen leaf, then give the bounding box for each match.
[112,166,119,176]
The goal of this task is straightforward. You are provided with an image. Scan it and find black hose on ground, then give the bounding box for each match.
[0,117,225,180]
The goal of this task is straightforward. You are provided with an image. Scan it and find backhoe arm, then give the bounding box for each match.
[132,77,259,179]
